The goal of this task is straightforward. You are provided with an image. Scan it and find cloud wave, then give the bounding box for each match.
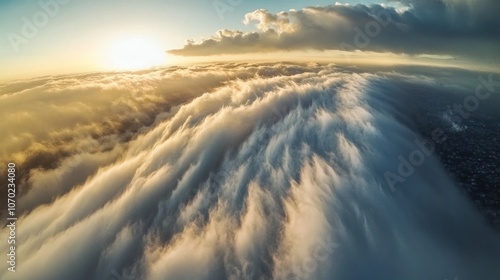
[1,63,500,280]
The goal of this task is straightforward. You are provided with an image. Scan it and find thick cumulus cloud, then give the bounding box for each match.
[168,0,500,60]
[1,63,500,280]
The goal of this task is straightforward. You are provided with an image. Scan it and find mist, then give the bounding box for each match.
[1,63,499,280]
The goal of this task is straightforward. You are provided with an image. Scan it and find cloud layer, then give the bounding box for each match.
[1,63,500,280]
[169,0,500,61]
[0,64,287,212]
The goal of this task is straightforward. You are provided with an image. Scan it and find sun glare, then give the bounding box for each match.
[107,37,165,70]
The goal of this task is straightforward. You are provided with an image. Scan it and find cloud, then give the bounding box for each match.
[0,64,289,212]
[168,0,500,61]
[1,63,500,279]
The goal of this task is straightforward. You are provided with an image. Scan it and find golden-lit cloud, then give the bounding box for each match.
[1,63,499,280]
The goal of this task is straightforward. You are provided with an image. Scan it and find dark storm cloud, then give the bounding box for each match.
[168,0,500,60]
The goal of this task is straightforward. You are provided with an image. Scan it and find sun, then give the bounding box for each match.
[107,37,165,70]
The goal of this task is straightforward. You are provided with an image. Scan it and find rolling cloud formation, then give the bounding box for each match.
[1,63,500,280]
[169,0,500,62]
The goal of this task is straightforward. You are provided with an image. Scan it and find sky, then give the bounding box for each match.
[1,1,500,279]
[1,0,499,81]
[0,0,381,80]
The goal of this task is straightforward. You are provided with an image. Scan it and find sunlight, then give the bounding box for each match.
[107,37,165,70]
